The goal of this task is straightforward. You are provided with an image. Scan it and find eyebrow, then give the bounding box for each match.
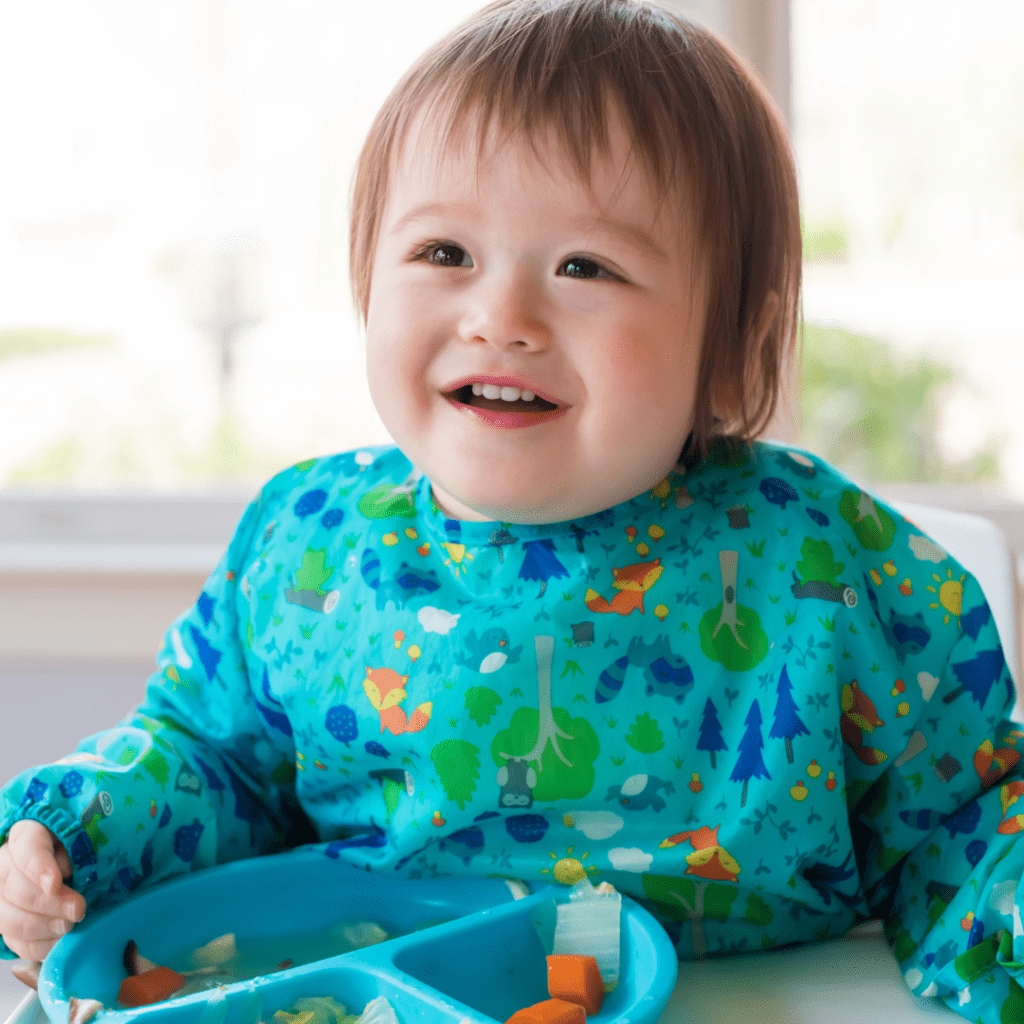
[572,216,669,263]
[389,203,669,263]
[390,202,474,234]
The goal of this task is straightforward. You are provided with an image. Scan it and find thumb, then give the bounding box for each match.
[9,820,64,896]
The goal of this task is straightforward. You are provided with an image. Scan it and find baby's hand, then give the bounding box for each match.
[0,820,85,961]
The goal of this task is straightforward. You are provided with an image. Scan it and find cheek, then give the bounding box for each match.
[365,307,440,443]
[363,317,389,399]
[366,290,418,383]
[590,320,695,396]
[364,322,411,435]
[588,327,699,440]
[367,271,442,361]
[364,343,387,415]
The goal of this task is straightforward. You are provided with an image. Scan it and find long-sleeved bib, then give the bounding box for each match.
[4,440,1024,1020]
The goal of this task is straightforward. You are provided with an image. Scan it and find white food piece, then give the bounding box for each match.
[124,940,159,975]
[68,998,104,1024]
[183,965,226,978]
[11,961,40,990]
[330,921,389,950]
[568,878,598,900]
[554,881,622,991]
[191,933,237,968]
[354,996,400,1024]
[504,878,531,900]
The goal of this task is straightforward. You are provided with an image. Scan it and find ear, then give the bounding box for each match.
[366,666,373,677]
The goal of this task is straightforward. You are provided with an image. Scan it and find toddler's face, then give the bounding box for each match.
[365,109,706,523]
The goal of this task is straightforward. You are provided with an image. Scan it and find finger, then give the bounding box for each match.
[8,822,63,896]
[0,932,59,963]
[1,859,83,923]
[0,896,71,947]
[54,844,73,881]
[0,876,74,946]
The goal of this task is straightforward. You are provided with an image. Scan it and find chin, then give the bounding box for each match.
[443,476,578,525]
[480,490,605,526]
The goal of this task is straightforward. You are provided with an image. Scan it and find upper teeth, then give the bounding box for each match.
[471,383,536,402]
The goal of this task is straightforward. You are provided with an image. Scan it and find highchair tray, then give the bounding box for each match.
[36,848,677,1024]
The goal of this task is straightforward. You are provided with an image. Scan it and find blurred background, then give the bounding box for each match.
[1,0,1021,495]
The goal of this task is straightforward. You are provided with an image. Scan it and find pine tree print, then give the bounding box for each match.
[697,698,727,769]
[768,664,810,763]
[518,540,569,598]
[730,699,771,807]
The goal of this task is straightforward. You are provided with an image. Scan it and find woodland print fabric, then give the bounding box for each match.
[4,440,1024,1020]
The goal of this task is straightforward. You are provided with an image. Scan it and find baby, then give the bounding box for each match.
[2,2,1022,1020]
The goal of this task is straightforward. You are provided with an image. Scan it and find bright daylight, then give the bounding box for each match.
[2,4,1023,1024]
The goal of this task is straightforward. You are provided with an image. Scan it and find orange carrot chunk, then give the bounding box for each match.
[505,998,587,1024]
[118,966,186,1007]
[546,954,604,1015]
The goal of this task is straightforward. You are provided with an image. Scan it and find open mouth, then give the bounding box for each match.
[446,382,560,413]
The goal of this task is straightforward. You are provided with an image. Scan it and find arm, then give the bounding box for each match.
[0,480,306,956]
[847,566,1024,1020]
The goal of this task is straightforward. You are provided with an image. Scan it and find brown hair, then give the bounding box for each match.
[349,0,801,463]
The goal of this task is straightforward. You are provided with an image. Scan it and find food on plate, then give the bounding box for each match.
[118,965,187,1007]
[545,954,603,1015]
[505,998,585,1024]
[269,994,399,1024]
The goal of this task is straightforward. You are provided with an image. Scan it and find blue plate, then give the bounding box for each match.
[39,849,677,1024]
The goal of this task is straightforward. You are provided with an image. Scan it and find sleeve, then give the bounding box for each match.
[0,480,309,959]
[845,562,1024,1021]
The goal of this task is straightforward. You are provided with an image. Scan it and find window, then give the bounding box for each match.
[0,2,486,491]
[793,0,1024,497]
[3,1,1021,501]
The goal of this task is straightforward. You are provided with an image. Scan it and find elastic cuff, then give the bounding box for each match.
[3,803,84,847]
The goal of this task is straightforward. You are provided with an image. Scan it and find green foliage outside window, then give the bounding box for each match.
[3,320,1004,491]
[0,327,111,362]
[798,323,1003,485]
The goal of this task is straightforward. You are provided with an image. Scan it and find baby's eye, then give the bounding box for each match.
[558,256,612,280]
[417,243,473,268]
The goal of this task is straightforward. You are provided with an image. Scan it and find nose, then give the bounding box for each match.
[458,268,550,351]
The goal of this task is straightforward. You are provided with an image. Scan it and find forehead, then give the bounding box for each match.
[387,100,685,236]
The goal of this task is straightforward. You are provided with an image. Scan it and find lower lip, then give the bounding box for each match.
[447,399,569,430]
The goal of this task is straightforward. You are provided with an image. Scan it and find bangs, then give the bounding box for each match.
[410,2,692,206]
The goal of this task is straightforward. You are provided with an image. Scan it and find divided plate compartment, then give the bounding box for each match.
[38,849,677,1024]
